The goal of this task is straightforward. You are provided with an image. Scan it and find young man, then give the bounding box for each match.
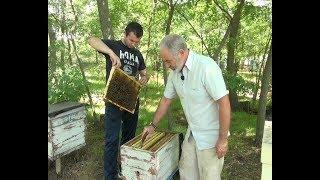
[88,21,148,180]
[142,34,231,180]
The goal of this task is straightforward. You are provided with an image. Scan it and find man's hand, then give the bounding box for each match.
[88,37,121,68]
[215,137,228,159]
[109,52,121,68]
[139,75,149,85]
[142,125,155,142]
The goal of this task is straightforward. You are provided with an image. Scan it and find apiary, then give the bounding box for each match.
[120,131,180,180]
[104,66,142,114]
[48,101,87,174]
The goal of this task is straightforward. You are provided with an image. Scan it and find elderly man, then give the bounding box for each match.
[142,34,231,180]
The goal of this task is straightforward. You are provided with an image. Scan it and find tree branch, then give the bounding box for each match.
[213,0,232,21]
[213,21,231,60]
[145,0,158,62]
[176,9,212,57]
[49,13,62,27]
[69,0,78,34]
[173,0,179,7]
[159,0,169,6]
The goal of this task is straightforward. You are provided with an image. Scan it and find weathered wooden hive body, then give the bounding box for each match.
[48,101,86,160]
[121,131,180,180]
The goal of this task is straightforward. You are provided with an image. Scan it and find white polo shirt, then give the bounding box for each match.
[164,51,229,150]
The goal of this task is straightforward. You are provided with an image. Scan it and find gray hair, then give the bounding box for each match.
[160,34,188,56]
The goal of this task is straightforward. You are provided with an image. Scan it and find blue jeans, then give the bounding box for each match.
[104,100,139,180]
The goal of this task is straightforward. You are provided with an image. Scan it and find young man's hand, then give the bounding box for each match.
[109,52,121,68]
[139,75,149,85]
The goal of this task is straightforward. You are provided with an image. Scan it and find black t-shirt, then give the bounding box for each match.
[100,39,146,81]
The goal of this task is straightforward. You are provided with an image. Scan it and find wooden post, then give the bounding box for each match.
[55,158,61,175]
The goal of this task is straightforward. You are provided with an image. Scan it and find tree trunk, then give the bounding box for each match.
[213,0,232,21]
[71,38,98,121]
[253,62,262,101]
[67,36,72,65]
[96,0,114,39]
[145,0,158,62]
[212,0,233,61]
[255,40,272,145]
[48,14,58,76]
[165,1,174,36]
[226,0,245,110]
[60,45,65,71]
[213,22,231,61]
[162,0,174,84]
[95,51,99,64]
[157,69,159,86]
[253,35,271,101]
[60,0,72,65]
[60,0,67,72]
[69,0,98,121]
[161,0,175,130]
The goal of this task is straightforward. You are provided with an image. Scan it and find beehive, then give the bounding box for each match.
[261,121,272,180]
[104,67,142,114]
[48,101,86,160]
[120,131,180,180]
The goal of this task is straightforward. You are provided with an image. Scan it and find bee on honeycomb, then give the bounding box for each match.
[104,67,141,113]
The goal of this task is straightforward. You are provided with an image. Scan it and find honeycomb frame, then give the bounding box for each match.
[104,66,142,114]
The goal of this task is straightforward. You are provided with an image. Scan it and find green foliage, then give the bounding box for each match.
[48,0,272,116]
[48,65,87,104]
[223,70,255,96]
[236,2,271,64]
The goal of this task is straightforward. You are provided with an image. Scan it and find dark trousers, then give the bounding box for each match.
[104,100,139,180]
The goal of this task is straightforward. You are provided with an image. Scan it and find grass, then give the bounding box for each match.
[238,71,258,85]
[48,65,263,179]
[222,112,262,180]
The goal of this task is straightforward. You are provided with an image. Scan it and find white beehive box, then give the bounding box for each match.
[261,121,272,180]
[48,101,87,160]
[120,131,180,180]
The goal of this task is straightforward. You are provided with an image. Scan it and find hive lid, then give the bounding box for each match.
[262,121,272,144]
[48,101,85,118]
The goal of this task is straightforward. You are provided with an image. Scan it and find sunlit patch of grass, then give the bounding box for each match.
[245,127,255,136]
[221,111,261,180]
